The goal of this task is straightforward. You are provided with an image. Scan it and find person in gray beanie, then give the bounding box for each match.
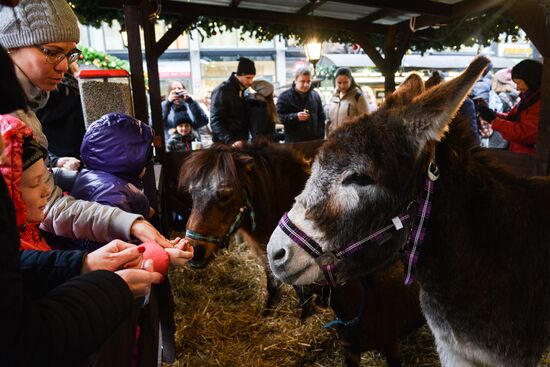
[0,0,183,251]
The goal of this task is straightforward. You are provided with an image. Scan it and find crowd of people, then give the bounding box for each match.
[166,54,541,158]
[0,0,544,365]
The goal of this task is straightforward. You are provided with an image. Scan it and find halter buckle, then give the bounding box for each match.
[315,251,338,266]
[428,161,440,181]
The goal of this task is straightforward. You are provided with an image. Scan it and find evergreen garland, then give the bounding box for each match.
[78,46,130,70]
[68,0,522,54]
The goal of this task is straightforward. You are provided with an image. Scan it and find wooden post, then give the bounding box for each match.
[536,58,550,175]
[123,0,148,123]
[352,26,412,93]
[142,8,165,163]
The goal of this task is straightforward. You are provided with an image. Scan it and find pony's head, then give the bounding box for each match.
[267,57,491,285]
[179,144,256,268]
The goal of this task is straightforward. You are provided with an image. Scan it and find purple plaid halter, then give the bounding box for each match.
[277,162,439,287]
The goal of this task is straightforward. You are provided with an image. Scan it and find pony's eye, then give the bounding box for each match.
[217,189,233,203]
[342,172,374,187]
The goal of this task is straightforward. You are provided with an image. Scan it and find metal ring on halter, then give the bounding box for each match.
[315,251,338,267]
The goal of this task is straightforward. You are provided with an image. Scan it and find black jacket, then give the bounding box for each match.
[36,74,86,168]
[210,73,249,144]
[276,84,326,142]
[0,173,134,367]
[161,97,208,142]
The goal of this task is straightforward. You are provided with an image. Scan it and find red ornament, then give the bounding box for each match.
[352,44,360,51]
[212,30,217,36]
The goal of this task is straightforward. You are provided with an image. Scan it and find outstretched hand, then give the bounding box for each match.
[165,237,194,267]
[81,239,145,274]
[130,219,172,248]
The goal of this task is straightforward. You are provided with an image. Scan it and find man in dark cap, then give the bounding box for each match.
[210,56,256,147]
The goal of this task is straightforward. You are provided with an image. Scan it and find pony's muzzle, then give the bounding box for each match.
[188,243,208,268]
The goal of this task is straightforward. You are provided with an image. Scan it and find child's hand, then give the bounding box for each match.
[148,206,155,219]
[165,237,194,267]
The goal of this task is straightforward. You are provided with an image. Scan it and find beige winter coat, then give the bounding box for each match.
[13,68,141,243]
[327,87,369,135]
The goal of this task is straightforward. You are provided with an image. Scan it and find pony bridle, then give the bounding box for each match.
[278,161,439,288]
[185,191,256,249]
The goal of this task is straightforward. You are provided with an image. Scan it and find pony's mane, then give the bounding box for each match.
[179,140,309,221]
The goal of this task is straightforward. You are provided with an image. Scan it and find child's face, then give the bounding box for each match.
[21,159,49,223]
[176,123,192,135]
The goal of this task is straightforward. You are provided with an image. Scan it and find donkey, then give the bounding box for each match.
[179,141,319,318]
[267,57,550,366]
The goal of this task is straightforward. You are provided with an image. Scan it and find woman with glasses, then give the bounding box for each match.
[0,2,189,364]
[0,0,176,256]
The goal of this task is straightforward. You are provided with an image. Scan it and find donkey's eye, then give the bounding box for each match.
[342,172,374,187]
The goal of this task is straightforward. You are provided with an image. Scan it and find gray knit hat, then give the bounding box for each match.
[0,0,80,49]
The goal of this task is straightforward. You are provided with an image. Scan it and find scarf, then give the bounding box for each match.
[509,87,541,122]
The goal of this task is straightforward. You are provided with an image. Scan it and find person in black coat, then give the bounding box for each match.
[276,67,326,143]
[36,67,84,171]
[210,57,256,147]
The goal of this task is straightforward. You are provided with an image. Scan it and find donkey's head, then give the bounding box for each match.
[179,145,255,268]
[267,57,491,285]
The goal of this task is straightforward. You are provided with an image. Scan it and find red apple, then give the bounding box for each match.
[139,241,170,276]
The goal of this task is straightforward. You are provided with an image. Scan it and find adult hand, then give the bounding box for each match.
[478,105,496,123]
[297,111,310,121]
[81,239,145,274]
[131,219,172,248]
[115,259,163,298]
[168,89,181,103]
[165,237,194,267]
[57,157,81,171]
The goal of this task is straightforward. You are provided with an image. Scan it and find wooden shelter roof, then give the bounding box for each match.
[100,0,507,35]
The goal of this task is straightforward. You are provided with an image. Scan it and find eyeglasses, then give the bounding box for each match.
[34,45,81,66]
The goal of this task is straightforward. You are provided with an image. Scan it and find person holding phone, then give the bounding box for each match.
[161,80,208,147]
[276,67,326,143]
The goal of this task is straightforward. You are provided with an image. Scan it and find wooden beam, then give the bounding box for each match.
[143,6,166,163]
[451,0,507,19]
[297,0,328,15]
[159,0,387,34]
[123,0,148,123]
[400,0,507,31]
[536,58,550,175]
[327,0,452,17]
[99,0,387,34]
[153,15,197,58]
[357,9,396,23]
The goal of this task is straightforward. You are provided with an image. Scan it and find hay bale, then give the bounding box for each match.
[166,240,550,367]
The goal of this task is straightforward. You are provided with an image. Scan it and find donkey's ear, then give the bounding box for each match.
[384,73,425,108]
[406,56,491,147]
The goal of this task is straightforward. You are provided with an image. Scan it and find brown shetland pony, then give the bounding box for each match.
[179,141,318,317]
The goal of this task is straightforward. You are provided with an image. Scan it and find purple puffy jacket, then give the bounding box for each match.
[71,113,153,219]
